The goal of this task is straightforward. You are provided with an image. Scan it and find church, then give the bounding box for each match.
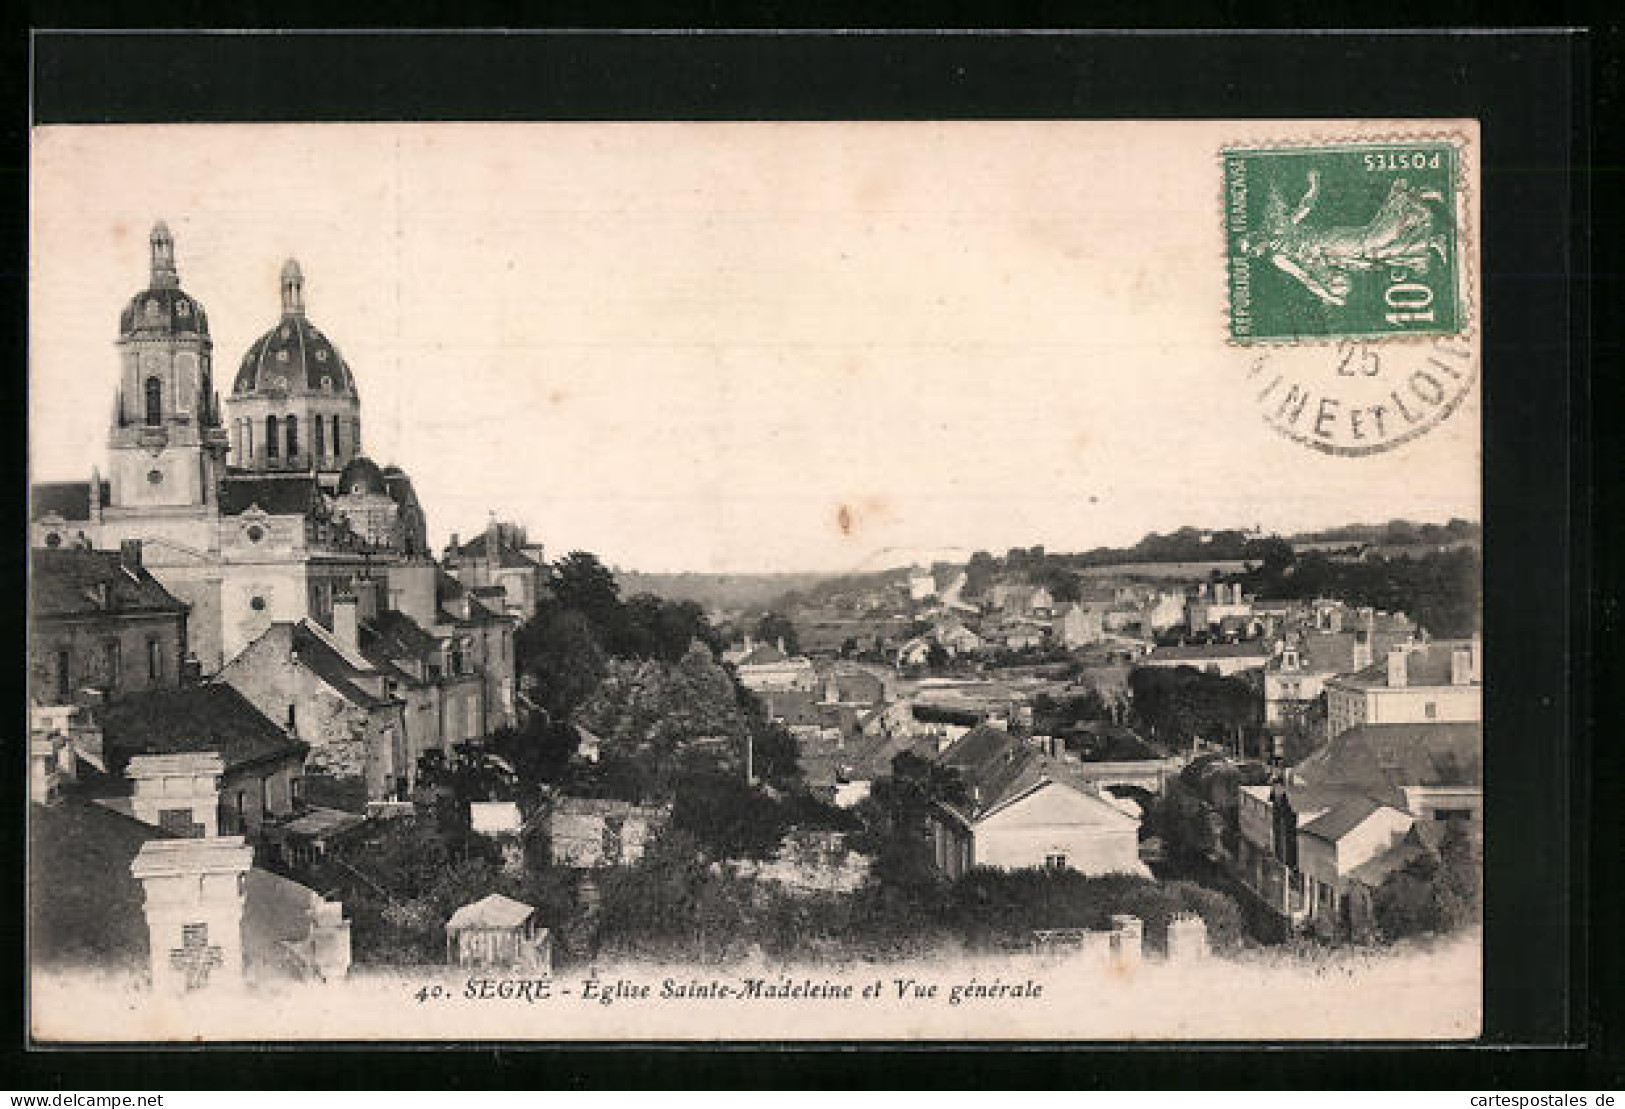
[31,223,522,800]
[32,222,434,674]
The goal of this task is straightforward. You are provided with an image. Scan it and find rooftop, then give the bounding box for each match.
[445,893,536,932]
[1293,721,1482,808]
[31,548,186,620]
[1298,795,1395,843]
[96,683,307,774]
[31,480,110,523]
[1335,639,1480,689]
[286,622,390,709]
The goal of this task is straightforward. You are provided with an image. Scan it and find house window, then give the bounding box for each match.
[1044,853,1068,871]
[265,415,280,458]
[103,639,121,692]
[1424,701,1438,719]
[54,650,71,702]
[285,415,299,458]
[147,637,163,683]
[144,376,162,425]
[1433,807,1474,822]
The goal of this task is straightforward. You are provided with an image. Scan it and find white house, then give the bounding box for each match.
[1324,638,1481,739]
[927,725,1147,880]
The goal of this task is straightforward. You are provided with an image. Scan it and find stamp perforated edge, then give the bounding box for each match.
[1218,129,1478,350]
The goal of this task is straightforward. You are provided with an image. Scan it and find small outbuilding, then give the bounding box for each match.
[444,893,551,972]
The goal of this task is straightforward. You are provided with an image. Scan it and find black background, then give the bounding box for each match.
[6,26,1614,1090]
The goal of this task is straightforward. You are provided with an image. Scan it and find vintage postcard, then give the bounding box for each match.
[27,120,1482,1042]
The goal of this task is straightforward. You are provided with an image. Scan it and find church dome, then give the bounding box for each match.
[337,456,387,496]
[230,259,358,399]
[120,222,209,340]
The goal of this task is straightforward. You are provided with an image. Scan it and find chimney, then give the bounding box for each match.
[1450,645,1474,686]
[120,539,143,573]
[1386,646,1409,688]
[332,593,359,655]
[485,516,500,570]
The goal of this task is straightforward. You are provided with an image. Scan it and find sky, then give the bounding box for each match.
[30,122,1480,573]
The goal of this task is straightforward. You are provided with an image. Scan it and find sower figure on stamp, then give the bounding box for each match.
[1247,171,1450,307]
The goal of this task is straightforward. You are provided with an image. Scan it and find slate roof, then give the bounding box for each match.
[288,622,390,709]
[381,468,421,508]
[1292,722,1482,809]
[233,311,358,398]
[1336,640,1478,689]
[935,724,1051,820]
[445,893,535,932]
[31,481,108,522]
[363,609,441,659]
[120,284,209,340]
[31,548,187,620]
[452,532,543,569]
[738,643,790,666]
[218,474,325,517]
[1298,795,1392,844]
[337,456,387,496]
[96,683,306,774]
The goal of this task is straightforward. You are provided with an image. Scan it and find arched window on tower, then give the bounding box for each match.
[285,415,299,460]
[266,415,280,459]
[144,377,162,426]
[314,413,325,459]
[331,415,342,458]
[352,418,361,455]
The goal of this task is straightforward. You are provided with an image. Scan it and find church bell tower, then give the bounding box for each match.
[106,222,228,512]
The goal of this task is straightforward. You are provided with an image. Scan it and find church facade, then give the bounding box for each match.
[31,223,434,676]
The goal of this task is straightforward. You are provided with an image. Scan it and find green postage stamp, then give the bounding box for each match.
[1226,141,1463,343]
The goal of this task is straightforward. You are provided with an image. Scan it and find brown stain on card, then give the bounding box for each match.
[836,504,854,537]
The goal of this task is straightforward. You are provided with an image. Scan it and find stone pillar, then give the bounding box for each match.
[127,752,225,837]
[1167,913,1210,962]
[130,837,254,993]
[1109,914,1143,971]
[308,899,352,981]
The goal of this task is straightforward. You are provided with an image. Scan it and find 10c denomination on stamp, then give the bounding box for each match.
[1227,140,1463,343]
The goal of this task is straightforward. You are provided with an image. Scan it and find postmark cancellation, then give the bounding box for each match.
[1224,135,1478,456]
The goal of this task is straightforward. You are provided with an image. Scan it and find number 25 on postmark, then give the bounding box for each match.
[1225,141,1464,344]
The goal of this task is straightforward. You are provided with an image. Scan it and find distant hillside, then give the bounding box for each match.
[613,571,839,610]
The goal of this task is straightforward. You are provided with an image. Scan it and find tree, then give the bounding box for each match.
[749,721,801,787]
[552,551,623,635]
[754,611,799,655]
[963,551,998,599]
[670,771,789,860]
[1372,824,1482,940]
[515,607,608,721]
